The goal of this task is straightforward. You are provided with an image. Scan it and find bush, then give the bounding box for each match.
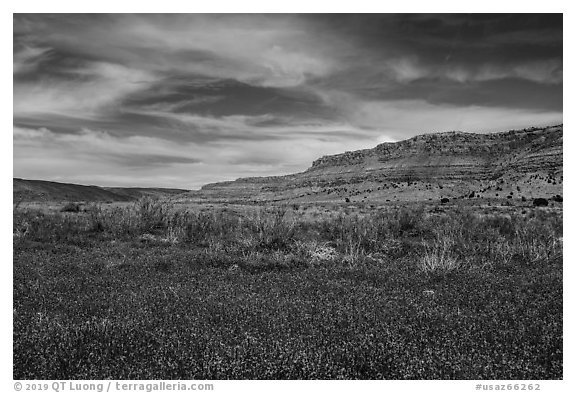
[60,202,81,213]
[86,204,139,235]
[391,207,425,236]
[136,197,171,232]
[533,198,549,207]
[440,198,450,204]
[245,206,296,251]
[13,210,84,242]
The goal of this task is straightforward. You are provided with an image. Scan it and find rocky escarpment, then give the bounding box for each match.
[306,126,562,181]
[187,125,563,203]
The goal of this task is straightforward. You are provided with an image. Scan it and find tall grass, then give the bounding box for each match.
[244,206,296,251]
[13,198,562,272]
[418,238,460,274]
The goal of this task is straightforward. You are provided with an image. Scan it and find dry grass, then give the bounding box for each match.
[13,198,563,379]
[419,238,460,274]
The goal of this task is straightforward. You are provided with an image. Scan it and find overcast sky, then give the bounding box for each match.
[13,14,563,189]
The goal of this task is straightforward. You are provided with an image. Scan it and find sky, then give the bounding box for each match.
[13,14,563,189]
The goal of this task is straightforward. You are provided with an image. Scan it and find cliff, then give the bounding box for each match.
[187,125,563,203]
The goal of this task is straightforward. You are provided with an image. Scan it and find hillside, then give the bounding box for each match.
[13,178,189,203]
[187,125,563,204]
[103,187,192,200]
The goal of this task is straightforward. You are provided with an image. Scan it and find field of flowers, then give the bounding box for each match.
[13,199,563,379]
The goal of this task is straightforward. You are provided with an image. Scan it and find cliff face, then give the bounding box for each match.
[310,128,560,169]
[189,125,563,203]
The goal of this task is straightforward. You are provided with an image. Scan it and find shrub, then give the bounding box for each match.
[13,210,83,242]
[136,197,171,232]
[86,204,139,235]
[391,207,425,236]
[440,198,450,204]
[245,206,296,251]
[533,198,549,207]
[61,202,81,213]
[322,213,371,260]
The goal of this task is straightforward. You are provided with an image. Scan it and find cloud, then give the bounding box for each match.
[14,61,158,118]
[13,45,51,74]
[123,14,336,87]
[132,97,226,114]
[443,59,563,84]
[510,60,563,84]
[347,98,562,139]
[13,119,381,189]
[359,56,563,86]
[123,104,375,143]
[385,57,429,83]
[12,14,563,188]
[15,14,336,89]
[14,126,203,166]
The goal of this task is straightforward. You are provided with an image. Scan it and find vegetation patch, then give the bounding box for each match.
[13,199,563,379]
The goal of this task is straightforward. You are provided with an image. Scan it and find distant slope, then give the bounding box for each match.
[104,187,192,200]
[13,178,189,202]
[184,125,563,203]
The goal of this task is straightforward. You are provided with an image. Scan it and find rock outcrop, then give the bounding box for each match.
[188,124,563,204]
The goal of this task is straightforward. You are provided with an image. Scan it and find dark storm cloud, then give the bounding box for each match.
[123,77,338,120]
[14,111,290,144]
[316,13,562,62]
[13,14,562,188]
[104,153,202,168]
[308,14,562,99]
[346,78,562,112]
